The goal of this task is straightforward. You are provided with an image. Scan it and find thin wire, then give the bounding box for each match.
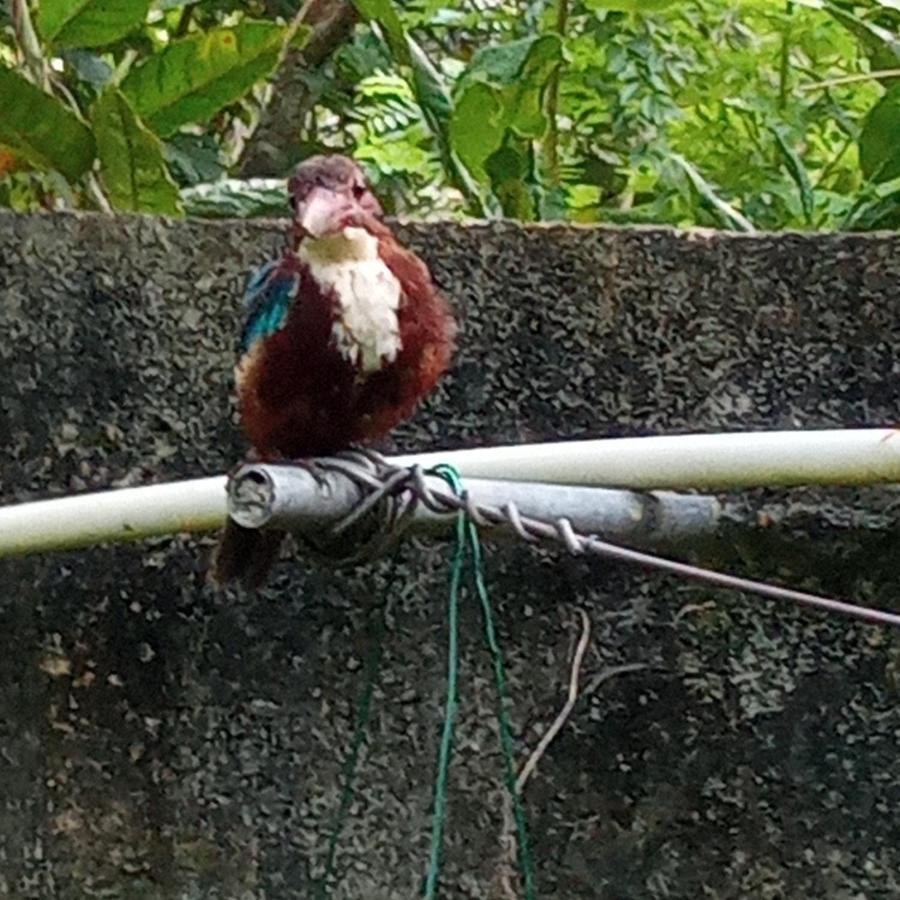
[423,465,465,899]
[292,455,900,630]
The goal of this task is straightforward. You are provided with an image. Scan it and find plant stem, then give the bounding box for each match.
[543,0,569,188]
[10,0,48,87]
[9,1,113,211]
[800,68,900,92]
[778,2,793,111]
[813,133,853,190]
[174,2,196,37]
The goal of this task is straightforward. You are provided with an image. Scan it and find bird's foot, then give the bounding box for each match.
[320,446,389,472]
[283,456,331,488]
[226,452,260,483]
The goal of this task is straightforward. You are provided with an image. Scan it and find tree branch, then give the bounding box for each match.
[237,0,359,177]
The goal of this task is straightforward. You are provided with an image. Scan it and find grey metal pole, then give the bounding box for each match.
[227,463,722,544]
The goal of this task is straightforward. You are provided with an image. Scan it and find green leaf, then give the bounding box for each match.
[350,0,411,66]
[449,82,503,181]
[180,179,288,218]
[584,0,679,10]
[771,127,814,224]
[820,1,900,63]
[92,88,182,215]
[120,22,295,137]
[408,38,452,130]
[164,133,224,187]
[346,0,490,215]
[450,35,562,180]
[37,0,149,48]
[859,84,900,183]
[485,144,537,220]
[841,174,900,229]
[668,153,755,232]
[0,65,95,182]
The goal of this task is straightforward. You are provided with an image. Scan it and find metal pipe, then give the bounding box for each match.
[227,463,721,543]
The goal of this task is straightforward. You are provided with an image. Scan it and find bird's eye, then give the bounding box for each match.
[352,183,366,200]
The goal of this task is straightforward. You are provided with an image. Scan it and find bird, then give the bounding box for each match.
[213,154,456,587]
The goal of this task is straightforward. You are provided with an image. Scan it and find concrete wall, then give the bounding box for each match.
[1,211,899,899]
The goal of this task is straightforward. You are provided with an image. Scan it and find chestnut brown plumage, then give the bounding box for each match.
[213,155,455,586]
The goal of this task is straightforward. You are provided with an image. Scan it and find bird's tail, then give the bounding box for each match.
[211,519,285,589]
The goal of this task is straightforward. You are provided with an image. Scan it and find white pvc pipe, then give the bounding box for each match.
[0,477,227,557]
[1,429,898,557]
[394,428,900,489]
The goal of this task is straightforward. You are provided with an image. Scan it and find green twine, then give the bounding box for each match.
[424,464,535,900]
[316,468,534,899]
[468,516,535,899]
[423,464,464,900]
[316,601,387,900]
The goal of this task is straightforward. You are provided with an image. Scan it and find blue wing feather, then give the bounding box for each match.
[239,261,299,353]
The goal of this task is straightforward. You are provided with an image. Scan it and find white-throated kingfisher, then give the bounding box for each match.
[213,155,456,586]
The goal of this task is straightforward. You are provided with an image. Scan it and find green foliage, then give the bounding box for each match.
[859,83,900,181]
[585,0,679,10]
[0,65,95,181]
[1,0,899,227]
[92,88,182,214]
[450,35,562,182]
[181,178,287,216]
[772,126,815,225]
[351,0,411,65]
[37,0,150,49]
[120,23,294,137]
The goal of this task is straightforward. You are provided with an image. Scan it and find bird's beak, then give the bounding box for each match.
[294,186,357,239]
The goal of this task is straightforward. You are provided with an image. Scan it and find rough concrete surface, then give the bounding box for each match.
[0,210,899,899]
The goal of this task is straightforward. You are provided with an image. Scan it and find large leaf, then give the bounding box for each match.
[93,89,182,215]
[859,84,900,183]
[0,66,95,181]
[120,22,295,137]
[180,179,288,218]
[450,36,562,180]
[37,0,149,48]
[448,82,502,183]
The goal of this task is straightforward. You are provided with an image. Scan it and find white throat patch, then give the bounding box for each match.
[298,227,402,374]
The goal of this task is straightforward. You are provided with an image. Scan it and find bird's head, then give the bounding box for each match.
[288,155,383,241]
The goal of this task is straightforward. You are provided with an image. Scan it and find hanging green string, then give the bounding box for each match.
[467,515,535,899]
[315,601,387,900]
[424,464,535,900]
[423,463,465,900]
[314,468,533,898]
